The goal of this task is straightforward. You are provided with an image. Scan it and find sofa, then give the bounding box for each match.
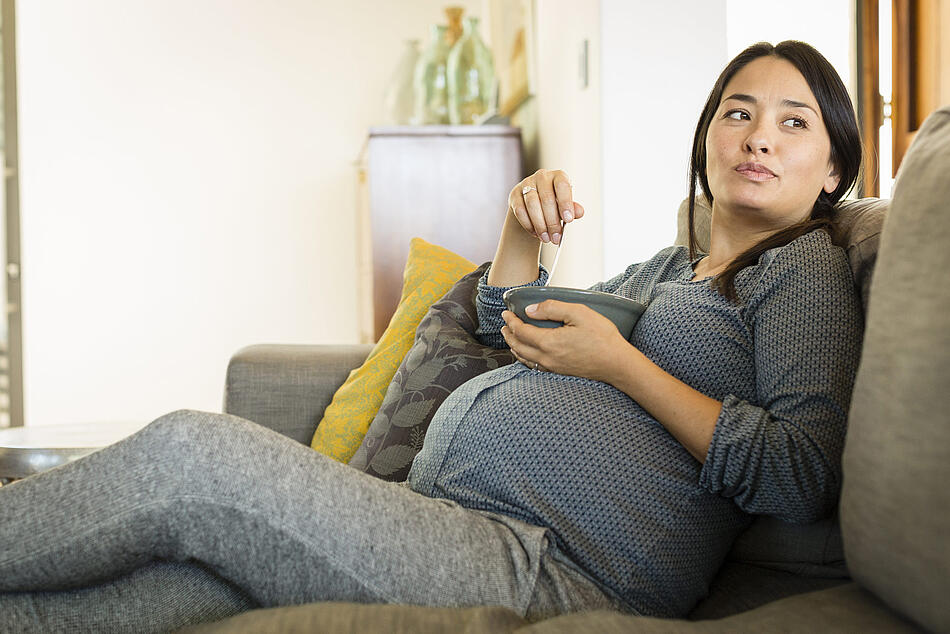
[189,106,950,633]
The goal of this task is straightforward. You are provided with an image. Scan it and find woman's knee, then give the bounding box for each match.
[146,409,211,443]
[143,409,270,469]
[140,409,248,465]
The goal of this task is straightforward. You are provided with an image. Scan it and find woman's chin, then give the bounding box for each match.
[713,194,772,215]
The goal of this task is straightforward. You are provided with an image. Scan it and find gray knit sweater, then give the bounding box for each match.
[408,229,864,617]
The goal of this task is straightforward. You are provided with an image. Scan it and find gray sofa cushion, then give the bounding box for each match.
[840,106,950,633]
[224,344,375,444]
[725,514,846,577]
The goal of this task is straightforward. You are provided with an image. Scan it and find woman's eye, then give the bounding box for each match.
[725,109,748,120]
[782,116,808,129]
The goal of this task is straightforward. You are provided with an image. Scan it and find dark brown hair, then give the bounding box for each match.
[687,41,862,302]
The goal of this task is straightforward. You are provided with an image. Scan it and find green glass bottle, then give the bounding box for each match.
[412,25,451,125]
[447,17,496,125]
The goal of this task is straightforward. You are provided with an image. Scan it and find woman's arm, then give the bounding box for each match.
[485,211,544,287]
[605,344,722,462]
[486,169,582,287]
[698,237,863,522]
[477,169,584,348]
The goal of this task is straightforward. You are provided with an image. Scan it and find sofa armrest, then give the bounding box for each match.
[223,343,373,445]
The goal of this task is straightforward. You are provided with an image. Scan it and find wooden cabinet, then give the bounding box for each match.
[357,125,523,342]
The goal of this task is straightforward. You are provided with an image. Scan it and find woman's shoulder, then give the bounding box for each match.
[740,228,854,304]
[610,245,690,280]
[651,244,691,264]
[594,245,691,296]
[756,229,847,280]
[634,245,693,279]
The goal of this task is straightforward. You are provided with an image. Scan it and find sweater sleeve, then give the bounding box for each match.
[475,248,666,349]
[699,233,864,523]
[475,264,549,348]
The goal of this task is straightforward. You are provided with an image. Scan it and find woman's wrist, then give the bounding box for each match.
[487,212,542,286]
[609,344,720,462]
[603,342,646,387]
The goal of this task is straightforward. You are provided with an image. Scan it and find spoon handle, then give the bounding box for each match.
[545,221,566,285]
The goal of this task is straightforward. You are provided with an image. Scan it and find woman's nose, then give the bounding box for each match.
[744,121,773,155]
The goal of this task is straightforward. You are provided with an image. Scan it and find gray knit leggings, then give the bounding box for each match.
[0,410,620,632]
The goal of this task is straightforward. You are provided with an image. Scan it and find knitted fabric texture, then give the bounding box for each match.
[408,230,864,617]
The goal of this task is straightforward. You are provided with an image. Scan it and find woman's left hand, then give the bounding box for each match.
[501,300,631,383]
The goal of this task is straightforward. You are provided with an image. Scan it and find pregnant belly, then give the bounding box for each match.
[435,369,705,523]
[412,365,748,617]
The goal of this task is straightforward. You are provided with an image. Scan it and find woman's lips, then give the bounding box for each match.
[735,162,776,182]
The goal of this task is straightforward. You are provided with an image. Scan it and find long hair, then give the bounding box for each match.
[687,41,862,302]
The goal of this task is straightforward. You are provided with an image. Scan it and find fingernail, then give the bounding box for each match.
[526,303,538,314]
[563,210,573,222]
[552,233,561,245]
[540,232,550,243]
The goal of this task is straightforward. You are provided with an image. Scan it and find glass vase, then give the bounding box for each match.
[412,25,451,125]
[447,16,496,125]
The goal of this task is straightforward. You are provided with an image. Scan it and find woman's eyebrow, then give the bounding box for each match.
[723,93,819,116]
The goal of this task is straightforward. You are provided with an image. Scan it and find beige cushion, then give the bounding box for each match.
[840,106,950,633]
[675,196,888,313]
[179,583,921,633]
[535,583,920,633]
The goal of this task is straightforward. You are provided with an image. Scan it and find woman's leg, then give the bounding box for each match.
[0,410,601,624]
[1,560,256,633]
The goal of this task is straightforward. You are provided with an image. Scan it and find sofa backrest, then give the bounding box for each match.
[840,106,950,632]
[675,195,888,314]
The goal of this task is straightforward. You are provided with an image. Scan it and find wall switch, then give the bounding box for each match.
[579,39,589,89]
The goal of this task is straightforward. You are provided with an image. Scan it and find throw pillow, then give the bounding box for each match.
[349,263,515,481]
[310,238,476,463]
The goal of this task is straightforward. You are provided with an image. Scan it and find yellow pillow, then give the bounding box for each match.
[310,238,477,462]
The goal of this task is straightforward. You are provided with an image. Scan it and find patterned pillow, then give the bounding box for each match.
[349,263,515,481]
[310,238,476,463]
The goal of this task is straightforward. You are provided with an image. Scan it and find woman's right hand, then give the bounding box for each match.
[509,169,586,245]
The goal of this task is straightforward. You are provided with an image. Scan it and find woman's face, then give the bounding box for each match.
[705,56,840,229]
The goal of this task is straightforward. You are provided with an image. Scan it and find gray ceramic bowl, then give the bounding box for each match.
[503,286,648,341]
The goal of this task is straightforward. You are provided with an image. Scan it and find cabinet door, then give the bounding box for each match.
[365,125,522,341]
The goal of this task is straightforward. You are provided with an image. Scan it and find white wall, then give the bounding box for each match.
[16,0,480,426]
[600,1,728,277]
[725,0,854,95]
[533,0,603,289]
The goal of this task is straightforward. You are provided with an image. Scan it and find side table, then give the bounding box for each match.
[0,421,149,485]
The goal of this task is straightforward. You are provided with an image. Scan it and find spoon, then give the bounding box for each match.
[545,221,566,285]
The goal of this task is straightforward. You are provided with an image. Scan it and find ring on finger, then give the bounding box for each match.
[522,185,537,196]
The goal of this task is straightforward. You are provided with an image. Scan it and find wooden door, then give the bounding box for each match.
[858,0,950,196]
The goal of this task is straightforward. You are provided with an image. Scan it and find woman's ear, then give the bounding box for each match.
[823,164,841,194]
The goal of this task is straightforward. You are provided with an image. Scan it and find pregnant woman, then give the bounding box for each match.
[0,39,864,632]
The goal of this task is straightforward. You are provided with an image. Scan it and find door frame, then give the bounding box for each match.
[2,0,23,427]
